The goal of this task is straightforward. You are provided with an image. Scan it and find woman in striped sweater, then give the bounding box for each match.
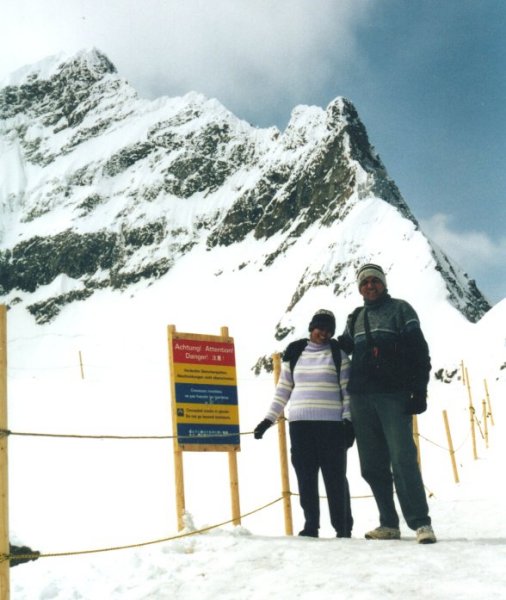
[254,309,354,538]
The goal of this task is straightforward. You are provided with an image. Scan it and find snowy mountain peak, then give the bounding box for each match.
[1,48,116,90]
[0,50,490,328]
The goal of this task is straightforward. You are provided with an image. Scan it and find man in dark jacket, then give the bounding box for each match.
[339,263,436,544]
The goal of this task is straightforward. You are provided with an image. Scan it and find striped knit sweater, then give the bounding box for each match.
[265,341,351,423]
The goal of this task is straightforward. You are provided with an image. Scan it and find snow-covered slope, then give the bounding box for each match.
[5,245,506,599]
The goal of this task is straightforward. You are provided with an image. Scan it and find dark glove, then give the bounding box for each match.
[254,419,273,439]
[337,335,354,355]
[406,390,427,415]
[342,419,355,448]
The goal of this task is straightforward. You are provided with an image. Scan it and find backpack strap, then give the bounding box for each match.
[282,339,309,375]
[329,339,342,385]
[337,306,363,355]
[349,306,363,337]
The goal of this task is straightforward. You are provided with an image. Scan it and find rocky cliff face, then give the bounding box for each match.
[0,49,490,324]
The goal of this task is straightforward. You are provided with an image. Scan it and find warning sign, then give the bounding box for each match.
[168,331,240,451]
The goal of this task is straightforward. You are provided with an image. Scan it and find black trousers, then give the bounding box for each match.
[289,421,353,536]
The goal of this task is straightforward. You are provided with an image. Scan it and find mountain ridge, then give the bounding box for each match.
[0,49,490,327]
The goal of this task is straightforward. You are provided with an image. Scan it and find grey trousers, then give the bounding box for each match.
[350,391,431,530]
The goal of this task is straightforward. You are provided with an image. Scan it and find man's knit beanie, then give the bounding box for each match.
[357,263,387,289]
[308,309,336,336]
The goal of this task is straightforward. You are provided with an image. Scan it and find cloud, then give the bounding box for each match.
[0,0,372,125]
[421,214,506,270]
[421,213,506,303]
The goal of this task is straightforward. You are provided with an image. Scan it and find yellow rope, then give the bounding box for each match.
[2,422,457,566]
[1,428,255,441]
[417,430,470,453]
[0,496,284,563]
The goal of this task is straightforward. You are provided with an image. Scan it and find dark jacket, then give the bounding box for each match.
[339,294,431,394]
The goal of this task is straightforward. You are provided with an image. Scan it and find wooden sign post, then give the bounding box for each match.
[168,325,241,530]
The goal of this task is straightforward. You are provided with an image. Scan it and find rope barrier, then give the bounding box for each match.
[1,428,255,441]
[0,490,378,565]
[0,408,487,567]
[0,496,284,564]
[473,413,485,439]
[9,427,461,450]
[289,491,374,500]
[416,432,452,452]
[4,427,470,457]
[416,430,470,454]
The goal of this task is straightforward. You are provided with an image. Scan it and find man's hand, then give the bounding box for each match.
[407,390,427,415]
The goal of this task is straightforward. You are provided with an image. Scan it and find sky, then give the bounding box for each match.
[0,0,505,303]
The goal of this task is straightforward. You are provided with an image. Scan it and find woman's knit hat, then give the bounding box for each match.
[308,309,336,336]
[357,263,387,288]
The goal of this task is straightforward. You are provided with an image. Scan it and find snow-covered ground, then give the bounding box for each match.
[4,281,506,599]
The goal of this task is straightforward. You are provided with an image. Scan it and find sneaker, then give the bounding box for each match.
[416,525,437,544]
[365,526,401,540]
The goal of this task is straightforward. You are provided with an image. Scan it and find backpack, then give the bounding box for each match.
[282,338,343,384]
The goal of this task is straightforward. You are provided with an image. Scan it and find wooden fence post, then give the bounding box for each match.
[484,379,494,426]
[412,415,421,468]
[78,350,85,379]
[482,400,489,449]
[442,410,459,483]
[460,360,466,385]
[0,306,10,600]
[465,367,478,460]
[272,353,293,535]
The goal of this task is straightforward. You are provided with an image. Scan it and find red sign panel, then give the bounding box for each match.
[172,339,236,367]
